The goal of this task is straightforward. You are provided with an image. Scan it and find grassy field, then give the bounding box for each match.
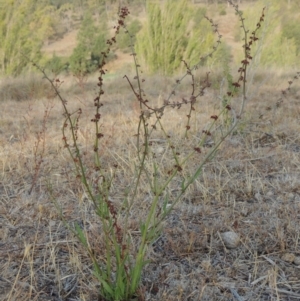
[1,67,300,300]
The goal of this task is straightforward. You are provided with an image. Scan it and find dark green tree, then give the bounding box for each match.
[46,53,69,74]
[117,19,142,52]
[69,11,107,76]
[0,0,56,76]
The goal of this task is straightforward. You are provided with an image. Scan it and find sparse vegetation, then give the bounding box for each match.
[233,0,300,68]
[1,1,300,301]
[218,5,227,16]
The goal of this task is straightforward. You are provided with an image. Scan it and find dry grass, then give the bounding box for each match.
[1,70,300,301]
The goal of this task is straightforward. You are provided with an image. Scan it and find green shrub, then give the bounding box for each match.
[69,12,108,76]
[193,6,207,24]
[135,0,191,75]
[261,35,298,67]
[135,0,220,75]
[282,19,300,55]
[46,53,69,75]
[0,1,57,76]
[233,0,300,68]
[219,5,227,16]
[117,19,142,52]
[0,75,52,101]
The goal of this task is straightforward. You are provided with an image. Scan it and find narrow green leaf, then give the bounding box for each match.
[74,222,88,248]
[93,270,114,297]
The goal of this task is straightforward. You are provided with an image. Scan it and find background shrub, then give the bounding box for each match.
[136,0,221,75]
[69,12,108,76]
[282,19,300,55]
[234,0,299,68]
[219,5,227,16]
[117,19,142,52]
[0,75,53,101]
[46,53,69,75]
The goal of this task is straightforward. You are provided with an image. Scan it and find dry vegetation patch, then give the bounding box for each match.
[1,73,300,300]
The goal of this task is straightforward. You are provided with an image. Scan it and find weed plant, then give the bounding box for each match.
[30,2,267,301]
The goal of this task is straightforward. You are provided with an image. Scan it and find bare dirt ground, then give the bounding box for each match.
[42,30,79,58]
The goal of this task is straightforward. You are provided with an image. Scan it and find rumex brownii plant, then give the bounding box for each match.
[22,99,55,195]
[32,4,266,301]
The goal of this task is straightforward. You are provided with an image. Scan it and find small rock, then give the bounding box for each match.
[293,256,300,265]
[287,193,294,200]
[221,231,240,249]
[49,220,56,227]
[254,193,262,202]
[266,191,274,197]
[281,253,295,263]
[240,207,249,217]
[153,146,164,155]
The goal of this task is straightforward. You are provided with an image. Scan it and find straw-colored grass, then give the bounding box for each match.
[1,69,300,300]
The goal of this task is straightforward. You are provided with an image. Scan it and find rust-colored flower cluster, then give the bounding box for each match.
[227,2,265,96]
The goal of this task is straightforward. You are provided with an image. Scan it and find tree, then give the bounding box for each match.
[135,0,191,75]
[117,19,142,52]
[135,0,219,75]
[69,11,108,77]
[0,0,56,76]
